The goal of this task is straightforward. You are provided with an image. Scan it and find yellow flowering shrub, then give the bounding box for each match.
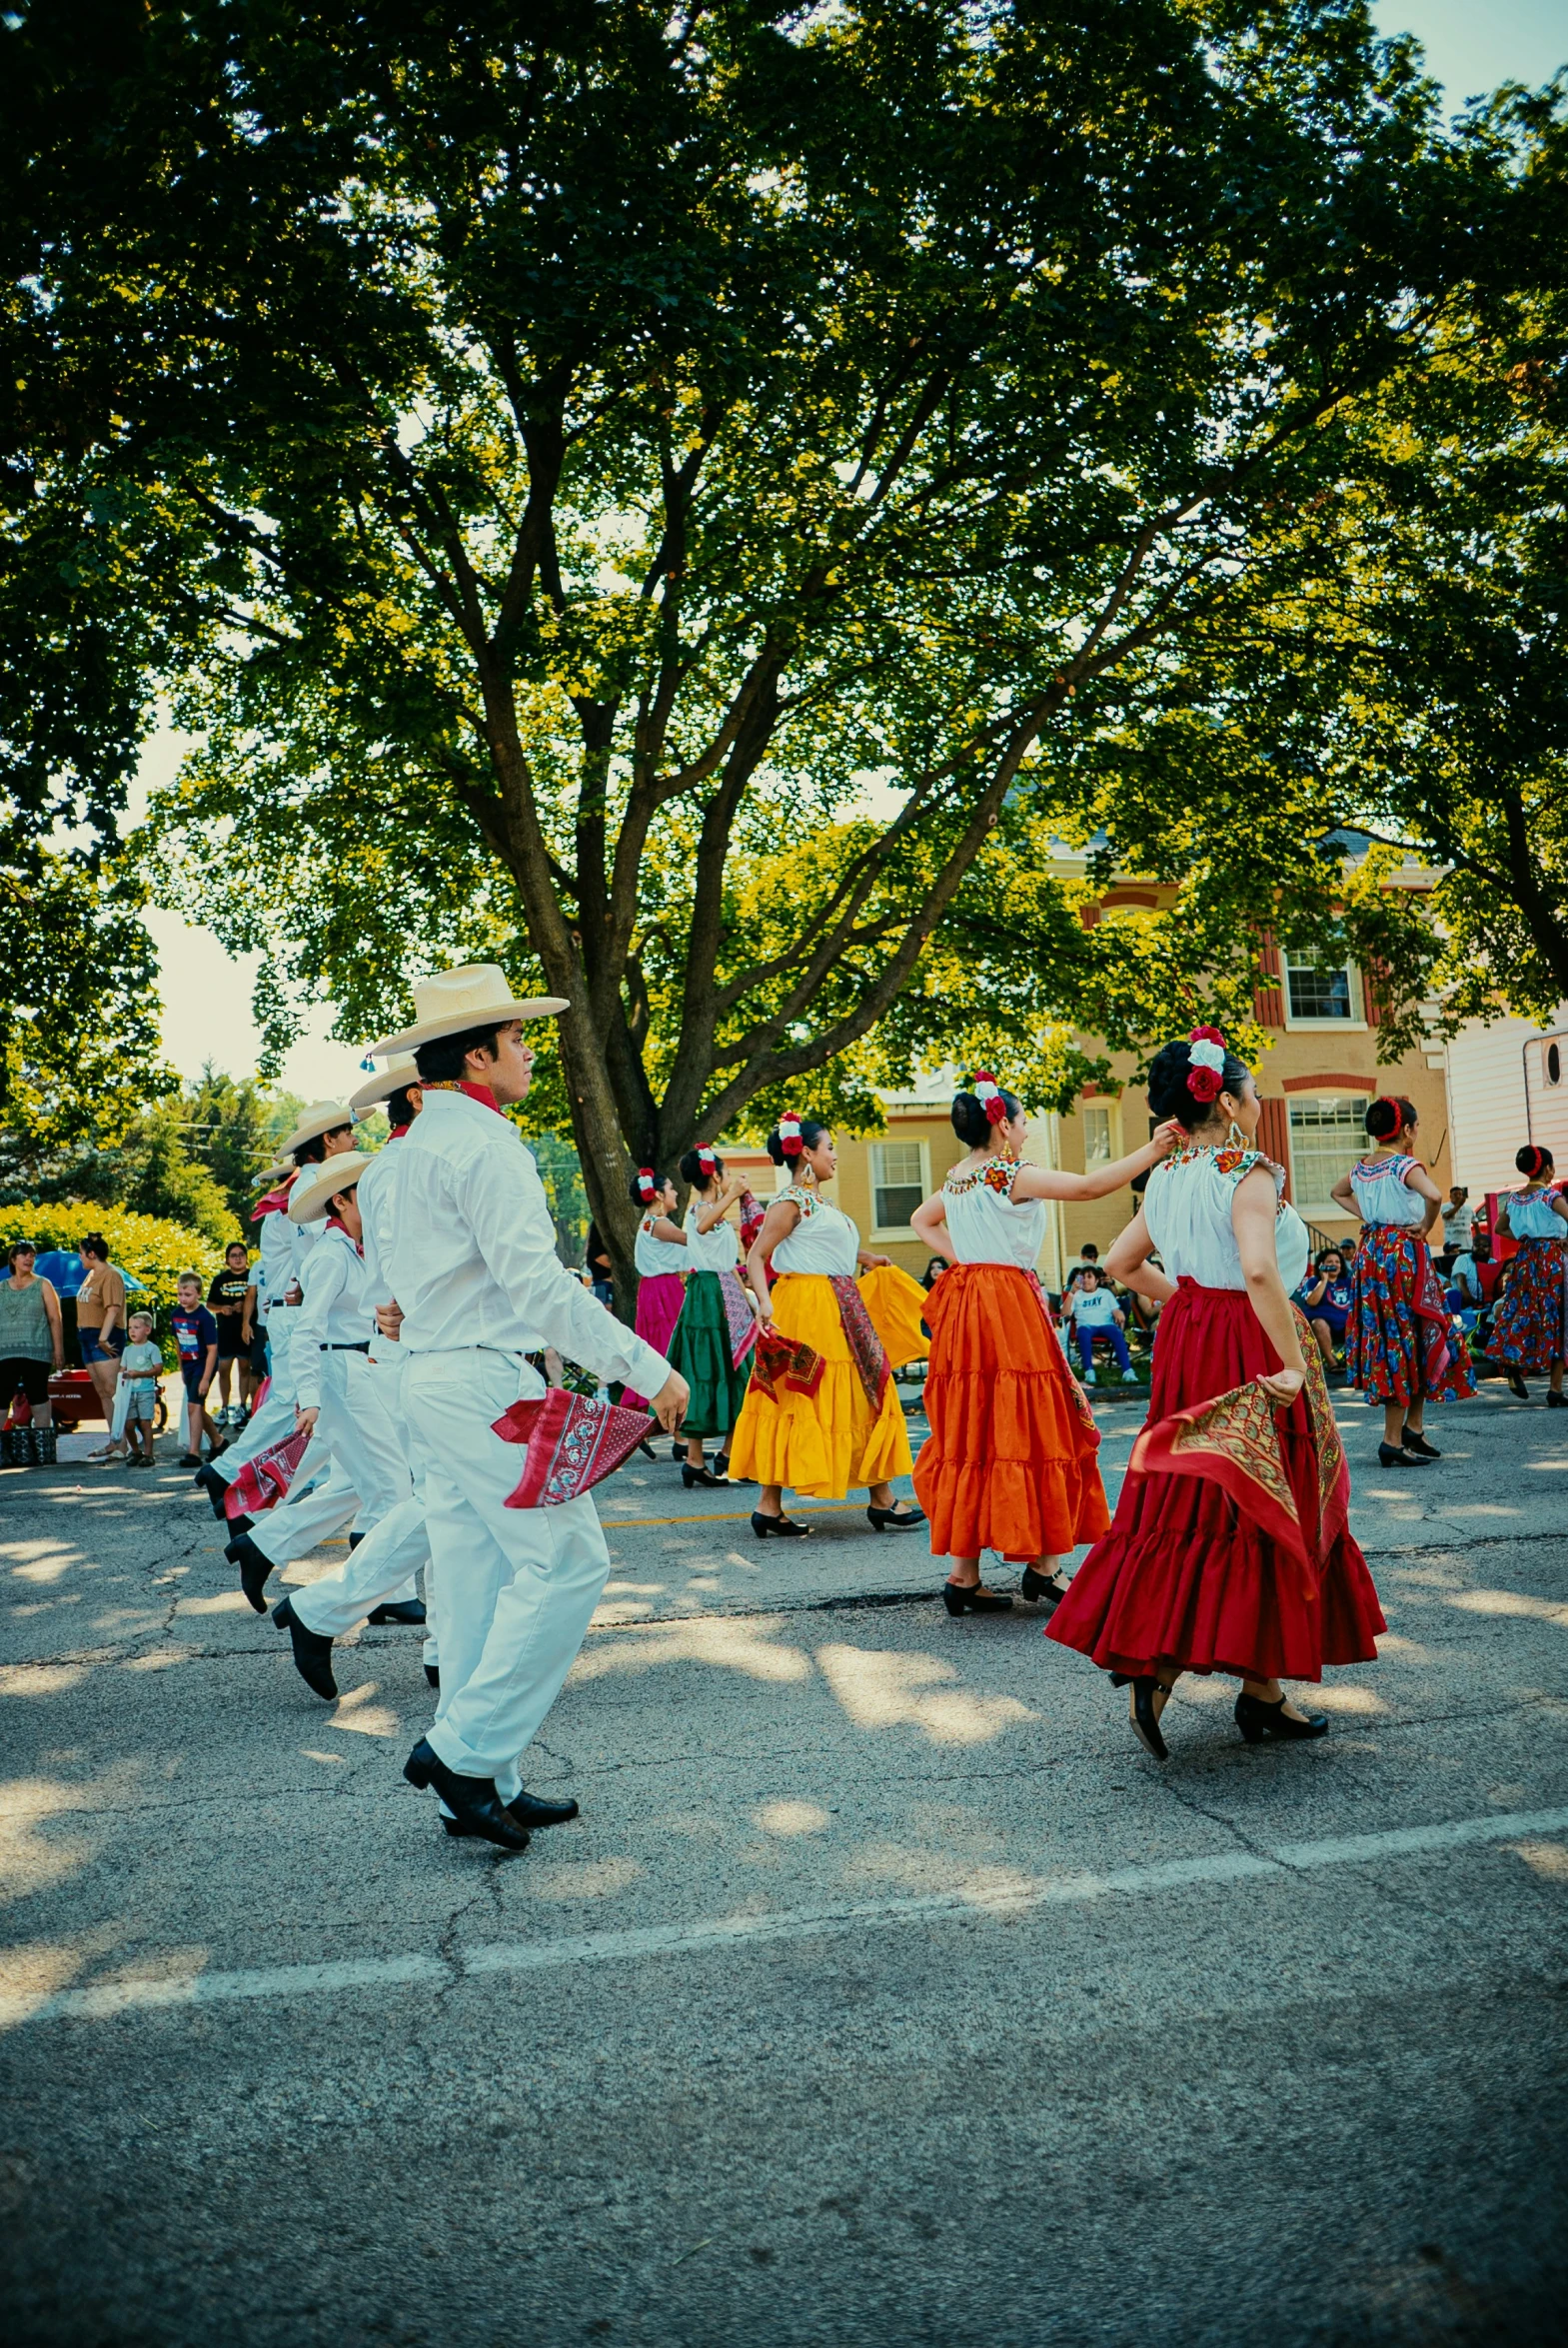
[0,1202,227,1312]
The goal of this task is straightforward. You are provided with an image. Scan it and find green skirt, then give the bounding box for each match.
[667,1268,754,1440]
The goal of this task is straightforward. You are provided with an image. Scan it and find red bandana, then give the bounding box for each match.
[252,1174,296,1221]
[388,1123,411,1141]
[325,1213,364,1255]
[422,1080,504,1116]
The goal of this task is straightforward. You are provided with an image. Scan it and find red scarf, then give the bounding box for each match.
[421,1080,505,1116]
[325,1213,364,1255]
[252,1174,296,1220]
[388,1123,411,1140]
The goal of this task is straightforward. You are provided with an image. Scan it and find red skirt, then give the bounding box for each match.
[1491,1241,1567,1372]
[914,1262,1109,1559]
[1047,1281,1385,1682]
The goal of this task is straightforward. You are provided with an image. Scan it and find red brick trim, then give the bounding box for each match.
[1280,1073,1374,1095]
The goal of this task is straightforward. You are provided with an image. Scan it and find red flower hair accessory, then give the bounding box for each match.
[777,1112,803,1159]
[1186,1065,1223,1105]
[636,1167,657,1201]
[695,1146,717,1172]
[970,1071,1007,1127]
[1188,1026,1226,1050]
[1186,1030,1227,1107]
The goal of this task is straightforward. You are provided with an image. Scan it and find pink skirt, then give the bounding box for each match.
[622,1271,685,1410]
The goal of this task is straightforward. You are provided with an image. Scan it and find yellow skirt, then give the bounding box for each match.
[728,1270,916,1498]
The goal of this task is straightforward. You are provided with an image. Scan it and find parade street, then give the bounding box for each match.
[2,1386,1565,2348]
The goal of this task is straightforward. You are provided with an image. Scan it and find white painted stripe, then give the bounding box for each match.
[3,1806,1562,2032]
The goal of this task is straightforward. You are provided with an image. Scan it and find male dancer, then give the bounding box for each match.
[194,1105,356,1524]
[374,965,687,1851]
[271,1059,435,1699]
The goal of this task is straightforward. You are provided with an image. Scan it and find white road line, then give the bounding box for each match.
[4,1805,1564,2032]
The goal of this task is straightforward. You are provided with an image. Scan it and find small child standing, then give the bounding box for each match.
[117,1312,165,1466]
[169,1273,221,1467]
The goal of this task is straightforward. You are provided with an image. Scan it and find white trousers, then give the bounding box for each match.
[251,1349,410,1569]
[409,1349,610,1801]
[218,1310,300,1475]
[291,1350,430,1647]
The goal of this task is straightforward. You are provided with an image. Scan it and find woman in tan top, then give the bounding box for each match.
[77,1233,130,1463]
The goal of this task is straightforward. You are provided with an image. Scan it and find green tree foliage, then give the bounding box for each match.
[5,1,1551,1272]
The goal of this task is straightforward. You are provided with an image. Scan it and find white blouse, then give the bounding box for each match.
[1507,1188,1568,1241]
[1143,1147,1310,1294]
[1349,1154,1427,1229]
[634,1213,689,1276]
[771,1185,860,1276]
[684,1199,741,1271]
[941,1158,1048,1270]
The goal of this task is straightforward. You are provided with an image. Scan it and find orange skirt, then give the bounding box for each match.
[913,1261,1111,1561]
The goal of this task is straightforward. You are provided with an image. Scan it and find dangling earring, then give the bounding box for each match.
[1227,1120,1246,1149]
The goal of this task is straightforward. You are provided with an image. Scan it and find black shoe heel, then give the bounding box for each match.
[1401,1425,1441,1459]
[866,1502,926,1532]
[681,1463,730,1489]
[1234,1691,1328,1743]
[1018,1564,1070,1611]
[273,1595,338,1701]
[942,1581,1011,1615]
[1377,1440,1427,1468]
[1505,1369,1529,1399]
[752,1510,810,1538]
[1129,1676,1170,1762]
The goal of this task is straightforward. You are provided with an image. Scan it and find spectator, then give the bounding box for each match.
[169,1271,222,1467]
[1447,1247,1482,1321]
[1062,1265,1138,1385]
[920,1254,946,1292]
[1127,1254,1165,1344]
[117,1312,164,1467]
[78,1232,130,1463]
[585,1219,614,1306]
[1297,1245,1353,1365]
[1063,1241,1102,1295]
[1439,1185,1473,1267]
[206,1241,257,1420]
[0,1240,65,1432]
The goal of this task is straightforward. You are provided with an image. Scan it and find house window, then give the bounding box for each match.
[1082,1104,1113,1167]
[1288,1099,1364,1212]
[1284,950,1357,1023]
[869,1140,927,1235]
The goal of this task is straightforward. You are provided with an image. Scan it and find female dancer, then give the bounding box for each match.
[730,1114,926,1537]
[1332,1096,1472,1465]
[666,1147,757,1486]
[621,1170,688,1413]
[1047,1031,1385,1761]
[909,1075,1181,1616]
[1491,1146,1567,1404]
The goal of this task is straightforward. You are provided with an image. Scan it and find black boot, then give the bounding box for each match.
[367,1598,427,1626]
[404,1739,531,1851]
[193,1461,232,1519]
[272,1596,338,1700]
[226,1530,276,1614]
[424,1662,440,1691]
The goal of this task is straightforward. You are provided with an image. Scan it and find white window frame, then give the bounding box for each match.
[1286,1097,1367,1216]
[868,1136,931,1241]
[1080,1100,1119,1170]
[1282,949,1365,1032]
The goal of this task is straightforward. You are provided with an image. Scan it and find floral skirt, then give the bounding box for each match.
[728,1272,913,1498]
[1345,1226,1473,1407]
[914,1261,1109,1561]
[1491,1241,1568,1372]
[622,1271,686,1411]
[1047,1282,1385,1683]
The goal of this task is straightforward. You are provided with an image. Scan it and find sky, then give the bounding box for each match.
[139,0,1567,1097]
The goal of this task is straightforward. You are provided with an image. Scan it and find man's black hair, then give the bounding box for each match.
[415,1023,506,1084]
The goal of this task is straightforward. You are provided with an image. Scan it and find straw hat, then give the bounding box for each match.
[253,1156,296,1187]
[287,1150,374,1226]
[349,1056,421,1116]
[279,1100,356,1157]
[373,965,569,1055]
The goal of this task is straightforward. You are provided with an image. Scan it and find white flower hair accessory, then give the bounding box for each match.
[1188,1039,1226,1075]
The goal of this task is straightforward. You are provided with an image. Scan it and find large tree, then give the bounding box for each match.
[4,0,1540,1273]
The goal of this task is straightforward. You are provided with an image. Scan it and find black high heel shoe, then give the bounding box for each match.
[942,1580,1011,1615]
[1401,1425,1441,1459]
[682,1461,730,1489]
[1129,1676,1171,1761]
[1548,1390,1567,1409]
[1234,1690,1328,1743]
[1018,1564,1070,1610]
[866,1501,926,1532]
[637,1438,657,1461]
[1377,1440,1427,1468]
[752,1510,810,1538]
[1505,1368,1530,1400]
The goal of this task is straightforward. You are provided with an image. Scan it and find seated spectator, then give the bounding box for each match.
[1297,1245,1352,1364]
[1127,1255,1165,1343]
[117,1312,164,1467]
[1063,1241,1102,1296]
[1447,1247,1482,1326]
[1062,1265,1138,1385]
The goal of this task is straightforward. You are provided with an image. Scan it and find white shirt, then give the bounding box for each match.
[1441,1198,1473,1249]
[256,1197,297,1310]
[379,1089,670,1394]
[1507,1188,1568,1241]
[357,1137,402,1311]
[634,1213,689,1276]
[292,1224,374,1410]
[1068,1285,1121,1327]
[685,1199,741,1271]
[1143,1147,1310,1293]
[1349,1154,1427,1229]
[941,1158,1048,1269]
[771,1185,860,1275]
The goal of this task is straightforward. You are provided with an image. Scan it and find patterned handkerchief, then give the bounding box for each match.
[225,1426,310,1519]
[751,1332,826,1402]
[492,1388,655,1508]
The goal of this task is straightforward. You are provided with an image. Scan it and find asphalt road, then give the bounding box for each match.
[2,1384,1565,2348]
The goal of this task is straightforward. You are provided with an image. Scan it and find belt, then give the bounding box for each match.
[321,1341,371,1352]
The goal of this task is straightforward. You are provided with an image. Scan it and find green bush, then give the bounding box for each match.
[0,1200,227,1312]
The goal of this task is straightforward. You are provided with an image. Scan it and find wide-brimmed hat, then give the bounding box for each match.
[349,1056,421,1116]
[287,1150,374,1226]
[253,1156,296,1187]
[279,1100,356,1157]
[373,965,569,1056]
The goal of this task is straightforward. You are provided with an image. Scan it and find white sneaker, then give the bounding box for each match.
[1121,1368,1140,1384]
[1082,1368,1097,1386]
